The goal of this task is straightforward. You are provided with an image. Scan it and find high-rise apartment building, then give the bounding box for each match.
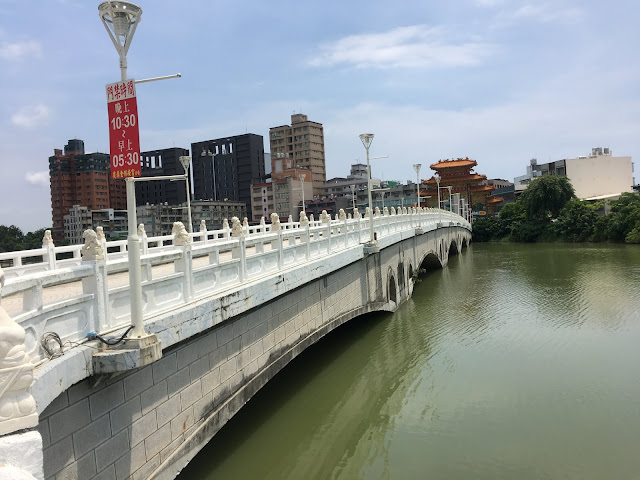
[49,139,126,242]
[191,134,266,221]
[136,147,191,206]
[269,113,325,198]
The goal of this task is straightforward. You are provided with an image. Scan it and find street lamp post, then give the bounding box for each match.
[300,173,306,218]
[98,1,142,82]
[99,1,146,338]
[359,133,376,249]
[435,173,441,224]
[413,164,421,209]
[179,156,193,233]
[349,184,356,212]
[447,186,453,212]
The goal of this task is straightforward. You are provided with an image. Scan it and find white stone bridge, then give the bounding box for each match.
[0,207,471,480]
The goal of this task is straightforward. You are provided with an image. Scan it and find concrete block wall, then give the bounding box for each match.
[37,259,373,480]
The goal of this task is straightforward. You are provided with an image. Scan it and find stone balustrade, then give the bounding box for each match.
[0,208,469,364]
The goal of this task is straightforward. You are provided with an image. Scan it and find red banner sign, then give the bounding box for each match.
[106,79,141,179]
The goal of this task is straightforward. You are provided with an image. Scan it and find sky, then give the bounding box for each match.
[1,0,639,232]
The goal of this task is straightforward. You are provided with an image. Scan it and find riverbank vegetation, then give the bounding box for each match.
[472,176,640,244]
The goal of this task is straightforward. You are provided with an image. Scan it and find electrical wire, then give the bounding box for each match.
[89,325,134,346]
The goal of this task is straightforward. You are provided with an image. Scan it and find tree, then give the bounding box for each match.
[520,175,575,220]
[0,225,24,253]
[597,193,640,243]
[553,199,599,242]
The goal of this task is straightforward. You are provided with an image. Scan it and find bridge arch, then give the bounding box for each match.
[388,272,397,305]
[16,219,471,480]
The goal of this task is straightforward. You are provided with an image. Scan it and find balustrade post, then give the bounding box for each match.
[200,220,208,244]
[137,224,151,281]
[173,222,193,302]
[277,231,284,269]
[231,217,246,282]
[42,230,56,271]
[80,229,109,333]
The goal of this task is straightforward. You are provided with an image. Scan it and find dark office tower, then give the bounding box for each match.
[49,139,125,242]
[136,147,191,206]
[191,134,266,221]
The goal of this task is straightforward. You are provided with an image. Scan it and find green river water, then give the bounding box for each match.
[181,243,640,479]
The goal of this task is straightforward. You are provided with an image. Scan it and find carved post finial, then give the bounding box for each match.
[222,218,229,230]
[299,211,309,227]
[96,226,105,241]
[320,210,331,224]
[200,220,207,232]
[354,208,361,219]
[231,217,244,237]
[137,224,146,237]
[81,229,104,260]
[374,207,381,217]
[339,209,347,221]
[270,212,281,231]
[309,213,314,223]
[42,230,54,246]
[0,266,38,436]
[391,207,396,216]
[383,207,389,216]
[172,222,191,246]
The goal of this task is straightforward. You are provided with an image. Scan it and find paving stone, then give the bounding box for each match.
[41,391,69,420]
[55,451,96,480]
[114,440,145,480]
[144,422,171,459]
[72,413,111,459]
[89,383,124,420]
[166,366,190,396]
[43,436,74,478]
[95,428,129,472]
[129,410,157,448]
[140,381,168,416]
[180,380,202,410]
[189,355,210,383]
[177,342,198,370]
[170,406,194,440]
[123,367,153,400]
[110,396,142,435]
[156,394,181,428]
[49,399,91,444]
[152,352,177,383]
[196,330,217,358]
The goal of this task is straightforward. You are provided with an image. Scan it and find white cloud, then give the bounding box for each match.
[25,171,49,187]
[495,4,584,27]
[0,39,41,61]
[11,104,51,128]
[309,25,496,69]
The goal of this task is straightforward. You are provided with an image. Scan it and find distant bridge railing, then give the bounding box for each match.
[0,208,470,362]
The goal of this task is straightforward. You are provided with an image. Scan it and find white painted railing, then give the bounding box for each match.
[0,208,469,361]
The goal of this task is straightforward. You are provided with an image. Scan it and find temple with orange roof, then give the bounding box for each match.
[420,157,501,215]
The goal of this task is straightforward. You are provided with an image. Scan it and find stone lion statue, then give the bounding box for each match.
[270,212,281,231]
[172,221,191,246]
[81,229,104,260]
[231,217,244,237]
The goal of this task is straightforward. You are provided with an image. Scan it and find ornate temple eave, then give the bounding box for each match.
[430,158,478,170]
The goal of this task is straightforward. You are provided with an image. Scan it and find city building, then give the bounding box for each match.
[514,148,634,200]
[269,113,326,197]
[49,139,126,242]
[422,157,495,214]
[251,172,312,222]
[63,205,128,244]
[136,147,190,206]
[137,200,246,236]
[191,134,266,221]
[322,164,383,214]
